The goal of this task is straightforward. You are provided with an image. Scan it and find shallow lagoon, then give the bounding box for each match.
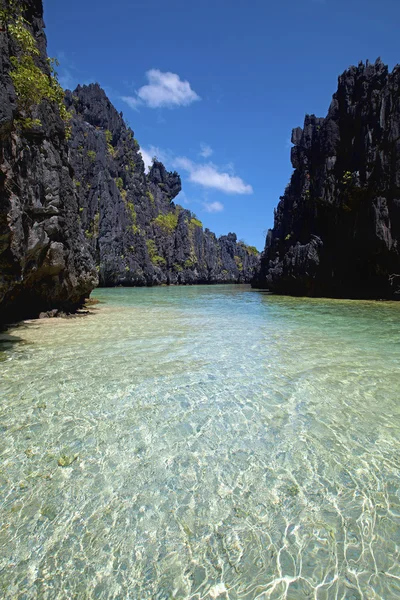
[1,285,400,599]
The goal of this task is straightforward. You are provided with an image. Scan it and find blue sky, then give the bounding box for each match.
[44,0,400,250]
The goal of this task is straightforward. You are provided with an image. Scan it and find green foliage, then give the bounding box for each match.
[126,201,139,234]
[10,56,70,128]
[190,217,203,229]
[174,264,183,272]
[115,177,124,190]
[238,241,259,256]
[4,8,71,135]
[105,130,117,158]
[342,171,352,185]
[146,190,155,204]
[74,180,81,188]
[87,150,96,162]
[184,257,197,269]
[246,245,259,256]
[234,255,243,270]
[146,239,166,266]
[85,212,100,240]
[153,210,178,233]
[285,233,292,241]
[16,117,42,129]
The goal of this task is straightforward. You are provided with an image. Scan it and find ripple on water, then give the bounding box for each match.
[1,285,400,599]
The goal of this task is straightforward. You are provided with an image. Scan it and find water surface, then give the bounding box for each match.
[1,285,400,599]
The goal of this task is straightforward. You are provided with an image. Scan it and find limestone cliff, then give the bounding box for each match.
[66,84,259,286]
[0,0,97,323]
[254,59,400,299]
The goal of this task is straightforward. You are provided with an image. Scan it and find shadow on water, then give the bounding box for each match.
[0,327,27,361]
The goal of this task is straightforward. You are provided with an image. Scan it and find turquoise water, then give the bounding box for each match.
[1,285,400,599]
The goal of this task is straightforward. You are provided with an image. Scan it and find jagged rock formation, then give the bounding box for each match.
[254,59,400,299]
[0,0,97,323]
[66,84,259,286]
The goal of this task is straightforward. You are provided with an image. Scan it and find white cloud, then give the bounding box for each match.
[174,157,253,195]
[139,148,153,172]
[122,69,200,109]
[121,96,140,111]
[199,143,213,158]
[203,201,224,213]
[139,146,166,172]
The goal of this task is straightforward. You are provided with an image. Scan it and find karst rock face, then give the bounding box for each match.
[254,59,400,299]
[66,83,259,286]
[0,0,258,323]
[0,0,97,323]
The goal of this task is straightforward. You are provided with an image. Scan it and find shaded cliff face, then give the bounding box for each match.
[0,0,97,323]
[66,84,259,286]
[254,59,400,299]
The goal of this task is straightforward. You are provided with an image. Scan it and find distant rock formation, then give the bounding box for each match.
[66,84,259,286]
[0,0,97,323]
[253,59,400,299]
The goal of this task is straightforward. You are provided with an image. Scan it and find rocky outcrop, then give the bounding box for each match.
[254,59,400,299]
[66,84,259,286]
[0,0,97,323]
[0,0,257,324]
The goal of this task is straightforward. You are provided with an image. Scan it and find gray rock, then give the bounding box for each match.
[253,59,400,299]
[0,0,97,323]
[66,84,259,287]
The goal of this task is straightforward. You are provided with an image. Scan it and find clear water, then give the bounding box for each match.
[1,285,400,599]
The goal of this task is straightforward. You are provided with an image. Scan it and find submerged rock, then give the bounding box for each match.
[57,453,78,467]
[254,59,400,299]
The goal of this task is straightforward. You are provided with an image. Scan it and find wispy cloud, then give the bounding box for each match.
[140,145,252,195]
[121,96,141,111]
[174,157,253,195]
[203,201,224,213]
[199,143,213,158]
[121,69,200,110]
[59,69,76,91]
[139,148,153,172]
[139,145,166,172]
[175,190,191,205]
